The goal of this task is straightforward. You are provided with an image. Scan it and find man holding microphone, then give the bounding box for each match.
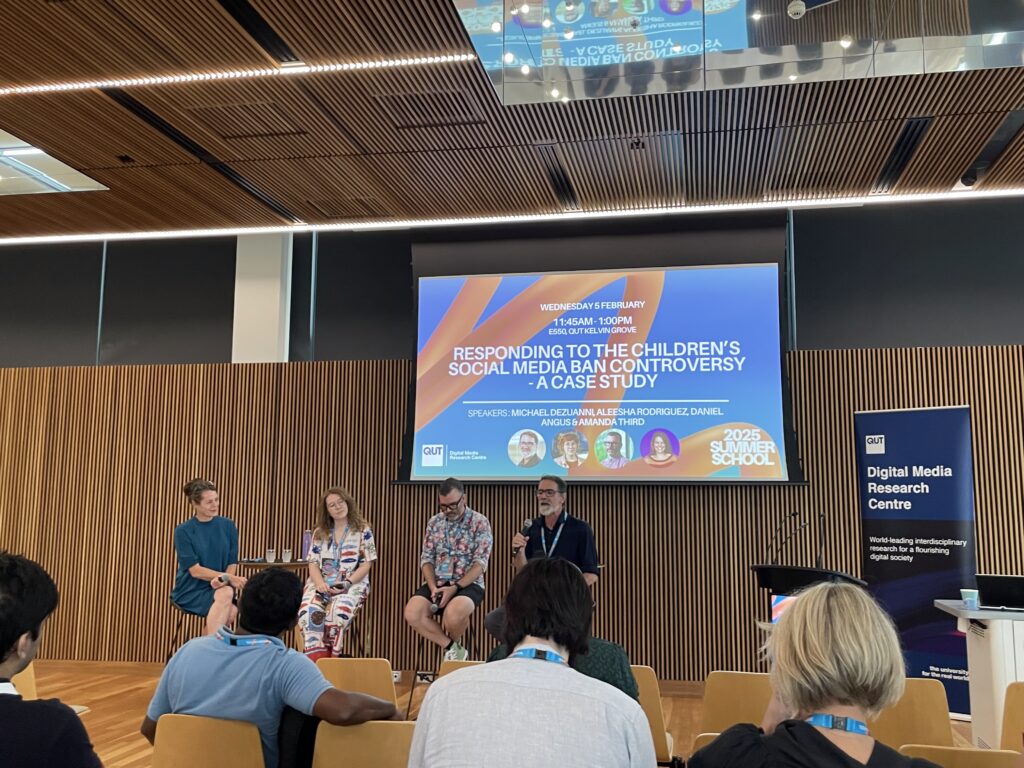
[485,475,599,641]
[404,478,493,661]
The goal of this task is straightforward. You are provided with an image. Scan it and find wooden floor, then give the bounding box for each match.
[35,661,969,767]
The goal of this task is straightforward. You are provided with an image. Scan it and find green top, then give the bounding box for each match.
[488,636,639,701]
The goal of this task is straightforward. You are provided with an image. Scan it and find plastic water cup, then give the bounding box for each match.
[265,548,277,563]
[961,588,979,610]
[281,548,292,563]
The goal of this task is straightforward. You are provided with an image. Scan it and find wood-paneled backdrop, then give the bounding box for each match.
[1,348,1022,679]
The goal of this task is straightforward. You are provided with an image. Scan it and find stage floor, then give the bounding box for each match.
[33,660,968,767]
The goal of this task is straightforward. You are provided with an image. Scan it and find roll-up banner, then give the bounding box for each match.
[854,406,977,716]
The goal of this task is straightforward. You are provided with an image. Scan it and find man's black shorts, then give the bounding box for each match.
[413,582,485,613]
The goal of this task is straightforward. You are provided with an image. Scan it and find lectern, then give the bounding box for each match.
[751,565,865,596]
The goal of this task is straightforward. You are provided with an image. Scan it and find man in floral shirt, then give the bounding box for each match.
[403,477,493,661]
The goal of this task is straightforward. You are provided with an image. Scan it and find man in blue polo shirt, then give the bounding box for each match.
[484,474,599,641]
[142,568,398,768]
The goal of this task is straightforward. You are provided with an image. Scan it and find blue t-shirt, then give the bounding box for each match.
[523,512,600,575]
[147,629,333,768]
[170,516,239,616]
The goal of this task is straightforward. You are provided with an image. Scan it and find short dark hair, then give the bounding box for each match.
[538,475,566,494]
[0,552,60,662]
[237,568,302,637]
[439,477,464,496]
[503,557,592,660]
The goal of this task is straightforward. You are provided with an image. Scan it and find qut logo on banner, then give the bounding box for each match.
[421,444,445,467]
[866,435,886,454]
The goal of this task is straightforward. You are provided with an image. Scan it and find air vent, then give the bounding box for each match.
[217,0,300,64]
[534,144,580,211]
[308,198,390,220]
[871,117,932,195]
[375,91,485,130]
[187,102,305,141]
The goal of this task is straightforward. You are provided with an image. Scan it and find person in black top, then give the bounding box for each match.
[484,475,599,641]
[0,551,102,768]
[689,581,940,768]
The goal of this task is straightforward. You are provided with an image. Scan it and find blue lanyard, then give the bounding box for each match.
[541,512,567,557]
[215,628,275,647]
[510,647,566,665]
[333,524,350,572]
[806,714,869,736]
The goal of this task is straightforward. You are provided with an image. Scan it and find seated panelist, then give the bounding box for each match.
[171,478,246,635]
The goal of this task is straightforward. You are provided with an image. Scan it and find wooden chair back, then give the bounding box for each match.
[1001,682,1024,752]
[152,714,264,768]
[631,665,674,761]
[316,657,398,705]
[870,677,953,748]
[899,744,1022,768]
[312,721,414,768]
[437,659,483,678]
[700,671,772,734]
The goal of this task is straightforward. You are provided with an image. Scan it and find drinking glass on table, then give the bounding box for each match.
[265,547,277,563]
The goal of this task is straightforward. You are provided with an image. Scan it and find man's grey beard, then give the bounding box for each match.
[539,503,558,516]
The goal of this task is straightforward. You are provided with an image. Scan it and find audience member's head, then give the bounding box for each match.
[237,567,303,637]
[0,551,60,674]
[504,557,592,660]
[766,581,905,719]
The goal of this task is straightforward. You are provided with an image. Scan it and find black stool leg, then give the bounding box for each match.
[166,610,185,662]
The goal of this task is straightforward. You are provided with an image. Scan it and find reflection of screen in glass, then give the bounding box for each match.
[409,263,798,482]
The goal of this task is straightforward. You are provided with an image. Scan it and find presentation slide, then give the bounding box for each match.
[411,264,790,482]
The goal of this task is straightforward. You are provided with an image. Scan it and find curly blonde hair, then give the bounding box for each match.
[313,486,368,542]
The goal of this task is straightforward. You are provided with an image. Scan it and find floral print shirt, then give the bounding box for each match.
[419,508,492,589]
[309,525,377,587]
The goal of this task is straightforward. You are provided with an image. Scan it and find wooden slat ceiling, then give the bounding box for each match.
[1,0,1023,236]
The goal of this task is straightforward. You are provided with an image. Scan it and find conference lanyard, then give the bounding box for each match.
[215,629,276,647]
[510,648,567,665]
[541,512,567,557]
[806,714,869,736]
[333,524,350,574]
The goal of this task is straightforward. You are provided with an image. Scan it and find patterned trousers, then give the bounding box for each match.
[298,581,368,659]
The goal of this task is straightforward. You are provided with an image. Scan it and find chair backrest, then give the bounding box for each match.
[631,665,672,761]
[1002,682,1024,752]
[437,659,483,678]
[870,677,953,748]
[899,744,1022,768]
[316,657,397,705]
[690,732,720,755]
[153,714,264,768]
[11,662,37,700]
[700,671,773,733]
[312,721,415,768]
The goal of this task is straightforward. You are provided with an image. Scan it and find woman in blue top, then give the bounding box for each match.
[170,478,246,634]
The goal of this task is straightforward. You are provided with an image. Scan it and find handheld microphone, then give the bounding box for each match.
[512,519,533,558]
[430,584,447,614]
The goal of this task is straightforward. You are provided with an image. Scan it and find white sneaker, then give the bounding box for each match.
[443,642,469,662]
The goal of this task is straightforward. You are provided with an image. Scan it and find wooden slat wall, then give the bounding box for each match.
[1,348,1022,679]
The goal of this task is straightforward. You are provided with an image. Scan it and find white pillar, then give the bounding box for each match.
[232,233,292,363]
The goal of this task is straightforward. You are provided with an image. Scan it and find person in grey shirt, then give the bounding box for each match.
[409,557,656,768]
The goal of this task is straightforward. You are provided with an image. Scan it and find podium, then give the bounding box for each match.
[751,565,865,596]
[936,599,1024,749]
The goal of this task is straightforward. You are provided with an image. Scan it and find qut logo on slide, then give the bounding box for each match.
[865,435,886,455]
[421,444,445,467]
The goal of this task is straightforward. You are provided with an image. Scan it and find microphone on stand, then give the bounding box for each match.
[814,509,826,569]
[512,519,533,559]
[771,520,811,565]
[764,511,800,564]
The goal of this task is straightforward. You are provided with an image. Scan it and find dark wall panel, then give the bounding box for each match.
[100,237,235,365]
[289,232,315,362]
[0,243,103,367]
[793,198,1024,349]
[314,232,414,360]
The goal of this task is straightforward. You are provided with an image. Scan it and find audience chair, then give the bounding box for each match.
[690,733,720,755]
[437,659,483,678]
[1002,682,1024,752]
[699,671,773,734]
[899,744,1021,768]
[316,657,398,705]
[153,713,264,768]
[11,662,37,700]
[631,665,683,767]
[312,721,415,768]
[870,677,953,748]
[406,624,481,719]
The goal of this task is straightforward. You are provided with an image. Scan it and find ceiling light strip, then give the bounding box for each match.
[1,186,1023,246]
[0,53,477,97]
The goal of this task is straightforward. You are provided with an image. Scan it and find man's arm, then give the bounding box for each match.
[140,716,158,744]
[311,688,399,725]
